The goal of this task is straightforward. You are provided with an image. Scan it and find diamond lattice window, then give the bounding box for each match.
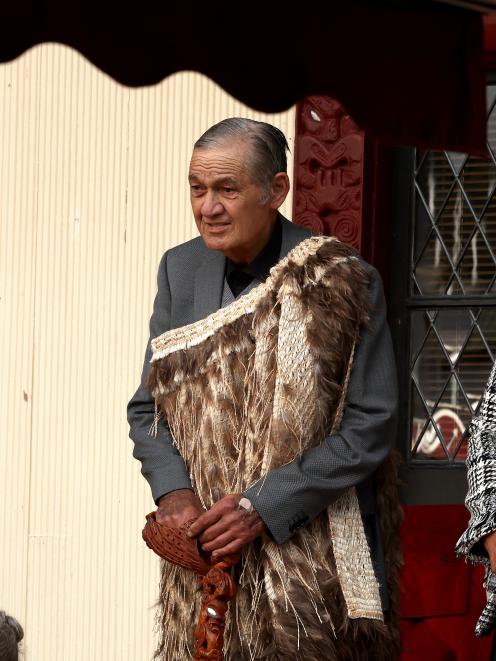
[409,85,496,463]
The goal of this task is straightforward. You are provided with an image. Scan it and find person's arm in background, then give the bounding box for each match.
[481,362,496,572]
[127,251,202,526]
[484,532,496,572]
[456,361,496,635]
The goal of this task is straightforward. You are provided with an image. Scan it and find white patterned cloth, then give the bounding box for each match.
[456,360,496,636]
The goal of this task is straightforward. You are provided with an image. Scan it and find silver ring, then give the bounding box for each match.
[237,497,254,514]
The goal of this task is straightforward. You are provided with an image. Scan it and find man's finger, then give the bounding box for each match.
[210,539,244,559]
[200,514,260,546]
[197,506,260,544]
[188,505,224,536]
[202,530,237,552]
[210,521,266,559]
[188,494,239,537]
[198,511,246,544]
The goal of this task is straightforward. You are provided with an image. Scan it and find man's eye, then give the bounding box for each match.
[223,187,235,193]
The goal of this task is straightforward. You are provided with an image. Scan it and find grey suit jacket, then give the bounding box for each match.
[127,216,398,548]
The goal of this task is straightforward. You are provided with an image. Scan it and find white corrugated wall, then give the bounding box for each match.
[0,44,295,660]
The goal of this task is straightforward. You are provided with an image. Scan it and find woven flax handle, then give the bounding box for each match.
[142,511,211,574]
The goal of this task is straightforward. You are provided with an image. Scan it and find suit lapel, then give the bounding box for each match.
[192,216,309,322]
[193,250,226,322]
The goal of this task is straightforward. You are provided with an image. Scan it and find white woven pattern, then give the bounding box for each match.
[328,489,383,619]
[268,290,318,466]
[151,236,339,361]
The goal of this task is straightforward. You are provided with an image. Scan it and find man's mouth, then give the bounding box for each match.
[204,221,230,233]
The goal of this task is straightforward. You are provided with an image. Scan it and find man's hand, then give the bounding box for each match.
[188,494,266,560]
[484,531,496,573]
[156,488,204,528]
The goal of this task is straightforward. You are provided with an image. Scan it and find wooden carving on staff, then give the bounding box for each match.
[142,512,239,661]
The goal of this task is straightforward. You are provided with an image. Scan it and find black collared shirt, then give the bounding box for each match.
[225,216,282,297]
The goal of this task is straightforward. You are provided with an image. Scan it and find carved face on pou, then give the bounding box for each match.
[188,138,289,265]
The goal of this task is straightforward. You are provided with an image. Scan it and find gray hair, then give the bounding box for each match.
[194,118,289,201]
[0,611,24,661]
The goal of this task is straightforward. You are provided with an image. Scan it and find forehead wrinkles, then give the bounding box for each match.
[189,145,254,183]
[190,154,243,178]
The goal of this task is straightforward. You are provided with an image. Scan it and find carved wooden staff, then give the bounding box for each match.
[142,512,239,661]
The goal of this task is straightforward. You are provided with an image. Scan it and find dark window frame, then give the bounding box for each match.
[388,145,495,503]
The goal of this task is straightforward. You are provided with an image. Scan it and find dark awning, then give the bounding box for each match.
[0,0,488,155]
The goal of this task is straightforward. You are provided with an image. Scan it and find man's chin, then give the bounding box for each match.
[201,234,230,253]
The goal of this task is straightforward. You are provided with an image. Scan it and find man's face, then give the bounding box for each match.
[188,139,276,264]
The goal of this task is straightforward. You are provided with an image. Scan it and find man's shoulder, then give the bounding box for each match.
[282,218,378,278]
[280,215,312,242]
[166,235,208,262]
[158,235,212,275]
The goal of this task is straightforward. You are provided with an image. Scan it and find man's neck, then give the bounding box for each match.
[226,216,282,279]
[225,215,278,266]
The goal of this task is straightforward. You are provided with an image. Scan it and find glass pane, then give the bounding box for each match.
[410,310,431,367]
[414,193,434,261]
[411,374,472,462]
[459,157,496,220]
[457,231,496,295]
[434,375,472,459]
[486,84,496,115]
[414,234,454,295]
[414,420,449,460]
[416,152,454,220]
[436,184,476,266]
[453,433,469,463]
[487,86,496,157]
[446,152,466,175]
[457,327,493,411]
[445,272,464,296]
[413,328,451,411]
[410,380,430,459]
[480,200,496,254]
[478,308,496,358]
[433,309,473,365]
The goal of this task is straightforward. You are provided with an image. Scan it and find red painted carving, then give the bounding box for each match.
[293,96,364,249]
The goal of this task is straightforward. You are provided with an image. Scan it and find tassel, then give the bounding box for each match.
[149,399,161,437]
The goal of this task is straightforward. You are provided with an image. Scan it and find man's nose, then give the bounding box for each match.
[200,190,223,217]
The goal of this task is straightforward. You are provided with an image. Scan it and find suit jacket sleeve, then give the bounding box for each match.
[127,251,192,503]
[243,266,398,544]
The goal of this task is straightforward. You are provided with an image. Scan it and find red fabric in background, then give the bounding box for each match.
[400,504,493,660]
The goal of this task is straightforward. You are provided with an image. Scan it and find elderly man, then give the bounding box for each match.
[128,117,399,660]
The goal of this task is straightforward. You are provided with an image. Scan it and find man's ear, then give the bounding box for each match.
[269,172,290,210]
